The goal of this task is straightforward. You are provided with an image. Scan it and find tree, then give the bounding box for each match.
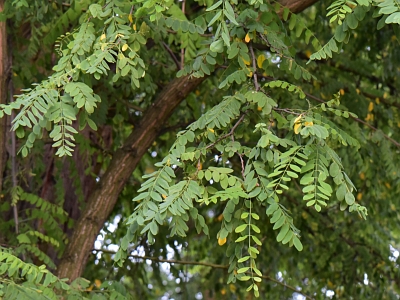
[0,0,400,299]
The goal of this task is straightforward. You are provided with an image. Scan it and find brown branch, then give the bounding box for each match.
[119,98,144,112]
[93,249,315,299]
[249,42,260,91]
[206,113,246,150]
[303,92,400,148]
[162,42,181,70]
[180,0,186,68]
[0,0,8,193]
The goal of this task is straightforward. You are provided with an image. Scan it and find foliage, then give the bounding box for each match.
[0,0,400,299]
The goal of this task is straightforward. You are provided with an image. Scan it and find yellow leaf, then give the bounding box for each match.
[356,193,362,201]
[128,14,133,23]
[195,90,200,96]
[162,194,167,199]
[247,71,253,77]
[356,88,360,94]
[339,89,345,95]
[293,115,302,124]
[208,128,214,133]
[86,285,94,291]
[375,97,380,104]
[257,106,262,111]
[294,123,302,134]
[221,289,226,295]
[94,279,101,288]
[100,33,106,41]
[197,162,202,170]
[245,33,250,43]
[385,182,391,189]
[368,101,374,112]
[365,113,374,121]
[327,280,334,289]
[383,92,388,99]
[241,57,250,65]
[218,237,227,246]
[133,24,137,31]
[305,50,311,58]
[359,172,365,180]
[304,121,313,127]
[121,44,128,51]
[257,54,266,68]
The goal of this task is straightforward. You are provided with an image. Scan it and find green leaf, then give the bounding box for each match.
[293,236,303,251]
[235,224,248,233]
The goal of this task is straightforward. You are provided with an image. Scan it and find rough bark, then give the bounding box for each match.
[56,0,319,281]
[0,0,8,193]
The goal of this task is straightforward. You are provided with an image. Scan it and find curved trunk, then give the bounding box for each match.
[57,75,205,279]
[56,0,319,281]
[0,0,8,194]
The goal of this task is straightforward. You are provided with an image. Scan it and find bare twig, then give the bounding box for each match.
[249,43,260,91]
[274,108,302,115]
[120,98,144,112]
[236,151,246,179]
[162,42,181,70]
[206,114,246,150]
[181,0,186,68]
[128,5,134,26]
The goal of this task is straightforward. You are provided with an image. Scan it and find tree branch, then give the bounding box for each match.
[303,92,400,148]
[0,0,9,193]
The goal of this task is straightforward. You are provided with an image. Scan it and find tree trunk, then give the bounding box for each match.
[57,75,206,280]
[0,0,8,193]
[56,0,319,281]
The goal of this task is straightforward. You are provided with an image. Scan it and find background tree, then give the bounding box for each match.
[0,0,400,299]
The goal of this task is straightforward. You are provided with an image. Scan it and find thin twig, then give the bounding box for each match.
[258,74,400,149]
[231,134,246,179]
[120,98,144,112]
[128,5,134,26]
[180,0,186,69]
[94,248,314,299]
[352,116,400,147]
[303,92,400,148]
[249,43,259,91]
[236,151,246,179]
[273,108,302,115]
[162,42,181,70]
[206,114,246,150]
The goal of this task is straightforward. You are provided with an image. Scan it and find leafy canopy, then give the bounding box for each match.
[1,0,400,299]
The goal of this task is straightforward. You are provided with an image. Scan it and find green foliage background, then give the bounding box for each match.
[0,0,400,299]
